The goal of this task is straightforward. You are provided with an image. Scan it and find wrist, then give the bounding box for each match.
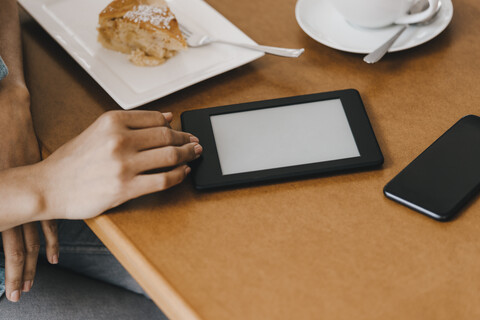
[32,160,64,221]
[17,163,49,221]
[0,164,49,231]
[0,81,30,111]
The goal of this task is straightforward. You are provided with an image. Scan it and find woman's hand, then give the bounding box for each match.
[1,223,58,302]
[38,110,202,221]
[0,83,59,303]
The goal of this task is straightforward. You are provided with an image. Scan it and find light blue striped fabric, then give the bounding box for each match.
[0,54,7,297]
[0,265,5,298]
[0,55,8,81]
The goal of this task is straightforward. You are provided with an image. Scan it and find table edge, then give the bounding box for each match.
[85,215,203,320]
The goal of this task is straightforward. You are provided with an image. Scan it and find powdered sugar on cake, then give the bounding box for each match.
[98,0,186,67]
[124,5,175,29]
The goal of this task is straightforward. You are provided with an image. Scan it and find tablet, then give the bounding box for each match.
[181,89,383,190]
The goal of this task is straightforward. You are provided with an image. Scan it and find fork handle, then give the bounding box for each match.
[215,40,305,58]
[363,25,408,64]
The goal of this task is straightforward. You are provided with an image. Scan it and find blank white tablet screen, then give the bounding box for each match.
[210,99,360,175]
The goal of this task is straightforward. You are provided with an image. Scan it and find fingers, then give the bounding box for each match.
[1,222,58,303]
[99,110,173,130]
[129,165,192,198]
[163,112,173,123]
[40,220,59,265]
[131,126,199,151]
[133,142,202,173]
[1,227,25,302]
[21,223,40,293]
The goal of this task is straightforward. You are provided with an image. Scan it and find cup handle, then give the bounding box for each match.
[394,0,439,25]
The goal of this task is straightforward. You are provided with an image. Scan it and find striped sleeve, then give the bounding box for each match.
[0,55,8,81]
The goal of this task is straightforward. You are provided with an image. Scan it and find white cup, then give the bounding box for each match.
[329,0,440,28]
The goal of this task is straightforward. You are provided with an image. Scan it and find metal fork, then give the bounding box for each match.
[179,24,305,58]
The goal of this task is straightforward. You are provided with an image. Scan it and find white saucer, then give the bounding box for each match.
[295,0,453,54]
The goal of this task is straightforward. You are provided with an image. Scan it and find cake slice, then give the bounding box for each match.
[98,0,187,66]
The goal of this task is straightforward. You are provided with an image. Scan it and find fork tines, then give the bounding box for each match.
[178,24,192,37]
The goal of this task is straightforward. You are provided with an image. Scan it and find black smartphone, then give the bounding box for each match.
[384,115,480,221]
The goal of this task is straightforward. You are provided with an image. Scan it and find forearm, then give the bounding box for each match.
[0,1,39,170]
[0,164,47,231]
[0,0,26,88]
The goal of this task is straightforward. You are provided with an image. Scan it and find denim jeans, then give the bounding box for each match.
[0,220,146,298]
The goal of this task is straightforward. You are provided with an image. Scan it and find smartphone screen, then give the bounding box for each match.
[384,115,480,221]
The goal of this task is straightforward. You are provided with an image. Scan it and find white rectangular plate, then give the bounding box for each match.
[19,0,264,109]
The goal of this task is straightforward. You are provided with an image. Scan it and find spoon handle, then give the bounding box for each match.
[363,25,407,64]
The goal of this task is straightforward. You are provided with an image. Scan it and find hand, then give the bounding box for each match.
[37,110,202,220]
[1,223,58,302]
[0,83,59,302]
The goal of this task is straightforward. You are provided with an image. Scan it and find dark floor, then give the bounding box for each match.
[0,263,168,320]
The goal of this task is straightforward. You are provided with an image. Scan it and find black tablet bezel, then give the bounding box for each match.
[181,89,383,190]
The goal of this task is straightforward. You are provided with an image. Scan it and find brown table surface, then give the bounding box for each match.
[21,0,480,319]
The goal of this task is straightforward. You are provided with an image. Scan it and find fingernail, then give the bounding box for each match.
[51,254,59,264]
[10,290,20,302]
[190,135,199,143]
[22,281,31,292]
[194,144,203,156]
[185,166,191,175]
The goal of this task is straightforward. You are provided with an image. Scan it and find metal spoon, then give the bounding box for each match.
[363,1,442,64]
